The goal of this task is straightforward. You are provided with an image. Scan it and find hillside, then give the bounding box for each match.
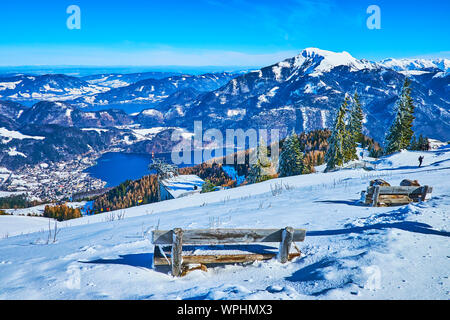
[0,146,448,299]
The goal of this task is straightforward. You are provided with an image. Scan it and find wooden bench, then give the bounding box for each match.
[152,227,307,277]
[365,185,432,207]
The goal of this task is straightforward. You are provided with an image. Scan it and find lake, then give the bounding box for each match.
[85,148,237,187]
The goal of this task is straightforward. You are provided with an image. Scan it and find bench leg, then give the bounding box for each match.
[372,186,380,207]
[171,228,183,277]
[421,185,429,202]
[278,227,294,263]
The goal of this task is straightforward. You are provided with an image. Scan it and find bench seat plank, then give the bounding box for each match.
[153,252,301,266]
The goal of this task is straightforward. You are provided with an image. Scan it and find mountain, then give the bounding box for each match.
[0,74,108,102]
[81,71,183,89]
[133,87,202,127]
[0,100,27,120]
[379,58,450,74]
[18,101,134,128]
[71,72,237,107]
[138,48,450,142]
[0,100,28,130]
[0,114,19,131]
[0,124,121,170]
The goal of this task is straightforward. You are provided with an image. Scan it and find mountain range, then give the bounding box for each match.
[133,48,449,142]
[0,48,449,169]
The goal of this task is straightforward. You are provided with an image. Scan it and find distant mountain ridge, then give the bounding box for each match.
[0,48,450,148]
[18,101,134,128]
[136,48,450,142]
[81,71,183,88]
[0,71,238,107]
[71,72,237,107]
[0,74,108,102]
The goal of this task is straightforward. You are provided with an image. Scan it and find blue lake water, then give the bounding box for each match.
[85,149,237,187]
[85,152,154,187]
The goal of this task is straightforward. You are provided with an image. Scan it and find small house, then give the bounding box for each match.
[159,175,204,200]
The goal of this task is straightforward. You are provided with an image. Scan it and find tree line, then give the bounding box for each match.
[0,194,42,209]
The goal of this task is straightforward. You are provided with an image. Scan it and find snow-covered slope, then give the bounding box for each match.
[0,147,449,299]
[379,58,450,74]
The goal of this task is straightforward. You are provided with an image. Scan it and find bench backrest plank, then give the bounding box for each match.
[152,228,306,245]
[367,185,432,195]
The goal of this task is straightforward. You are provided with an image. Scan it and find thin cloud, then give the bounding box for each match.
[0,46,300,67]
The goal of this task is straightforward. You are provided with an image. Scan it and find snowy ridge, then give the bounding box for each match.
[379,58,450,73]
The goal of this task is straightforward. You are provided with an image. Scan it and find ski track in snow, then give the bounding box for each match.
[0,147,449,299]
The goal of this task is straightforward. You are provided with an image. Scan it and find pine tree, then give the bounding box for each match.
[278,130,304,177]
[325,97,349,171]
[385,112,403,154]
[346,91,364,162]
[385,78,416,154]
[401,78,415,147]
[409,135,418,150]
[248,138,272,183]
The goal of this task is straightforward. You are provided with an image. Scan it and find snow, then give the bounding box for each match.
[160,175,204,199]
[141,109,163,117]
[293,48,376,77]
[0,80,22,91]
[6,147,26,157]
[132,127,168,136]
[81,128,109,134]
[0,147,449,299]
[0,127,45,143]
[379,58,450,73]
[300,107,309,130]
[227,109,246,117]
[256,87,278,108]
[428,139,447,149]
[320,110,328,128]
[0,215,53,239]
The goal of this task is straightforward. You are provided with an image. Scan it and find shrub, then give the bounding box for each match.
[201,179,217,193]
[0,210,11,216]
[43,204,82,221]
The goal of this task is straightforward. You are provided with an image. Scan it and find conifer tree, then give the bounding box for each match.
[385,78,416,154]
[345,91,364,162]
[385,112,403,154]
[248,138,272,183]
[325,97,349,171]
[278,130,304,177]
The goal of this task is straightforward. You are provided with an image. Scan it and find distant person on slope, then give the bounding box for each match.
[418,156,424,167]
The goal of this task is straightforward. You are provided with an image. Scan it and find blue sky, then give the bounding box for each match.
[0,0,449,66]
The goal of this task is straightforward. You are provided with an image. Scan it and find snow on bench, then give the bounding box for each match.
[152,227,307,277]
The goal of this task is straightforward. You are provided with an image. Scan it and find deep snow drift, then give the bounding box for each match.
[0,147,449,299]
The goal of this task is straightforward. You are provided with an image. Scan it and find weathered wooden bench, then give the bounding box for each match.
[152,227,307,277]
[365,185,432,207]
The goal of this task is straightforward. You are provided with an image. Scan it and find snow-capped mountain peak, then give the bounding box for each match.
[289,47,376,76]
